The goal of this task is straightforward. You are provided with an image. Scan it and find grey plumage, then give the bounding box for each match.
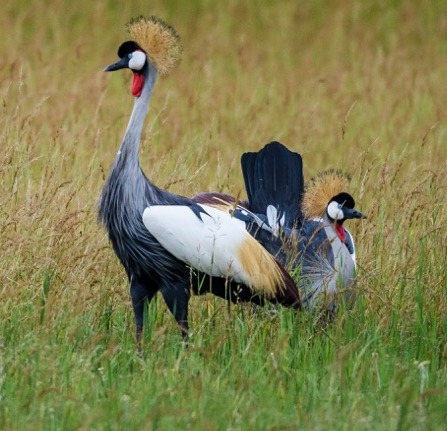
[99,41,300,347]
[99,52,197,342]
[286,216,357,311]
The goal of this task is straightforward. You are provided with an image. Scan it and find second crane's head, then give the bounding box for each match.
[104,16,182,97]
[302,170,366,241]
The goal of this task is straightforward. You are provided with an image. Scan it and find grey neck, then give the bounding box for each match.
[114,64,157,171]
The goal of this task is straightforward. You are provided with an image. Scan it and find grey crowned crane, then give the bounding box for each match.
[194,141,366,315]
[98,17,300,347]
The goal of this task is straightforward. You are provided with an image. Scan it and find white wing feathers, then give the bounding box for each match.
[142,204,282,294]
[266,205,285,235]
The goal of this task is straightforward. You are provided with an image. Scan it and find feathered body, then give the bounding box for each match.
[279,213,357,311]
[99,18,299,345]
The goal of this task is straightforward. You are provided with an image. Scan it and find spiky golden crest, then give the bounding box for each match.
[302,170,351,219]
[127,16,182,76]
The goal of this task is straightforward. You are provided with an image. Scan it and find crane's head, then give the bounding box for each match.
[302,170,366,224]
[326,192,366,222]
[105,41,148,97]
[104,16,182,97]
[325,191,366,244]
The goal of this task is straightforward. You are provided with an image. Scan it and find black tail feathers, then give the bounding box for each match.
[241,141,304,229]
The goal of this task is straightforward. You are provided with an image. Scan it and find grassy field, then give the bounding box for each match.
[1,0,447,429]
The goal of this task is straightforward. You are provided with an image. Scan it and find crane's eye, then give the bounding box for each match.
[128,53,133,59]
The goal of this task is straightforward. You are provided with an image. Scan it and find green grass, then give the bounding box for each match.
[1,0,447,429]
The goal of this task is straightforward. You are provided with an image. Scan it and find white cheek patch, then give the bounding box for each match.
[128,50,146,71]
[327,201,344,220]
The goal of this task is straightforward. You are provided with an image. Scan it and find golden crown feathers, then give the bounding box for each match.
[301,170,351,219]
[127,16,182,77]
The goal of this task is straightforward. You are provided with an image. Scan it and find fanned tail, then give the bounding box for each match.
[241,141,304,229]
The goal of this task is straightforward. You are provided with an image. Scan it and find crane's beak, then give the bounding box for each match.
[104,57,129,72]
[343,207,367,220]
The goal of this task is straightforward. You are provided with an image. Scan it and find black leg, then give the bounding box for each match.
[130,277,156,352]
[160,282,190,341]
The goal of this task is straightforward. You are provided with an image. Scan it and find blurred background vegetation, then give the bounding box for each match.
[1,0,446,429]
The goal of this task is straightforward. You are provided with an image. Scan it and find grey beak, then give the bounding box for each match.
[344,207,367,220]
[104,56,129,72]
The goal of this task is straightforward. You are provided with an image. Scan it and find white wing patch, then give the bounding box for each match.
[142,204,255,285]
[266,205,285,235]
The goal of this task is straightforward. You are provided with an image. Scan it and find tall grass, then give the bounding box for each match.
[1,0,446,429]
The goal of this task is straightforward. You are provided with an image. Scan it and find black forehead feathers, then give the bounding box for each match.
[331,192,355,209]
[117,40,143,58]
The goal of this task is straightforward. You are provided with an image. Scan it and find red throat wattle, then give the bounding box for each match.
[335,224,346,243]
[131,72,145,97]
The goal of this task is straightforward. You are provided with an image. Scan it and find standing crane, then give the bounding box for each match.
[194,141,366,316]
[98,17,300,347]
